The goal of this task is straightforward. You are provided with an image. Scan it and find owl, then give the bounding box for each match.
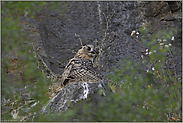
[60,45,103,86]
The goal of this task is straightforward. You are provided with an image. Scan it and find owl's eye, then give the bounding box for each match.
[87,47,91,51]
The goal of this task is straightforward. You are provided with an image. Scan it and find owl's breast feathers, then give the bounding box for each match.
[60,58,103,86]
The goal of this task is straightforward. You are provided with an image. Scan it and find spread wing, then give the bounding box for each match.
[60,58,103,86]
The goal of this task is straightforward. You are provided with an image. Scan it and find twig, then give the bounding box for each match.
[99,44,115,71]
[147,59,158,72]
[135,38,152,66]
[157,69,168,85]
[165,59,172,79]
[144,101,156,109]
[168,50,176,83]
[161,66,168,85]
[134,38,145,51]
[96,3,115,70]
[75,33,83,46]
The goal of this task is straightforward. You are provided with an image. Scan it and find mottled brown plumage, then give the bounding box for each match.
[60,45,103,86]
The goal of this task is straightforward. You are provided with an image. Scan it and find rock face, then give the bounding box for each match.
[42,81,111,113]
[19,1,181,113]
[20,1,182,80]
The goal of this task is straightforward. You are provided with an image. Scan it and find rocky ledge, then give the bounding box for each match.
[42,81,112,113]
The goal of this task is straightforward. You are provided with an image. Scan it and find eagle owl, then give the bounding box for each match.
[60,45,103,86]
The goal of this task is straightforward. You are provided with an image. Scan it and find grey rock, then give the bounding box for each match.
[42,81,112,113]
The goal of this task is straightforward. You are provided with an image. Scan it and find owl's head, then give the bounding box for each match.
[83,44,96,57]
[76,44,97,62]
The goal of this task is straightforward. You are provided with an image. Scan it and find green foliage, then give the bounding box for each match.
[1,1,49,122]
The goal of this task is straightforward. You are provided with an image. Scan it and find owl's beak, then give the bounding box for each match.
[91,49,97,54]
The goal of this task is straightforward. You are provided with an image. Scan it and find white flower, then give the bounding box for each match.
[146,69,149,73]
[154,50,156,52]
[171,36,174,41]
[152,67,155,71]
[163,39,167,42]
[141,55,144,58]
[165,45,169,48]
[157,39,160,41]
[149,52,152,55]
[169,43,172,46]
[136,32,139,35]
[136,36,138,38]
[160,43,164,46]
[131,30,136,36]
[146,49,148,52]
[145,52,148,55]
